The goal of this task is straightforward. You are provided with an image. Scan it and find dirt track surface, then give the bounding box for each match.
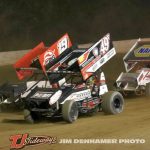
[0,38,150,150]
[0,96,150,150]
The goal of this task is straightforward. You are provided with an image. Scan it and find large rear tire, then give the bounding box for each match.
[101,91,124,115]
[146,83,150,97]
[62,100,78,123]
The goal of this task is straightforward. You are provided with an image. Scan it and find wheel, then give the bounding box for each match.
[62,100,79,123]
[146,83,150,97]
[24,109,40,123]
[101,91,124,115]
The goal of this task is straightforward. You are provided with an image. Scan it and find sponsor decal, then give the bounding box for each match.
[78,51,90,66]
[137,69,150,85]
[86,48,116,74]
[134,45,150,57]
[43,50,55,66]
[61,89,91,104]
[31,91,53,99]
[9,133,57,149]
[100,57,105,64]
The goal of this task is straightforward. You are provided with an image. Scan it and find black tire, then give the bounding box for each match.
[24,109,40,123]
[62,100,79,123]
[101,91,124,115]
[146,83,150,97]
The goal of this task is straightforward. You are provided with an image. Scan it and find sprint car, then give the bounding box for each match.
[0,33,124,123]
[115,39,150,97]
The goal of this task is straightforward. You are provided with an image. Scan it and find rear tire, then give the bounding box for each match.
[146,83,150,97]
[101,91,124,115]
[62,100,78,123]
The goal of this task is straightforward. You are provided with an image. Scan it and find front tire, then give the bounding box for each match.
[146,83,150,97]
[62,100,79,123]
[101,91,124,115]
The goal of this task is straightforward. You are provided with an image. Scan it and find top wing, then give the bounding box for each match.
[13,33,72,80]
[13,42,47,80]
[39,33,72,73]
[78,33,116,80]
[123,39,150,72]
